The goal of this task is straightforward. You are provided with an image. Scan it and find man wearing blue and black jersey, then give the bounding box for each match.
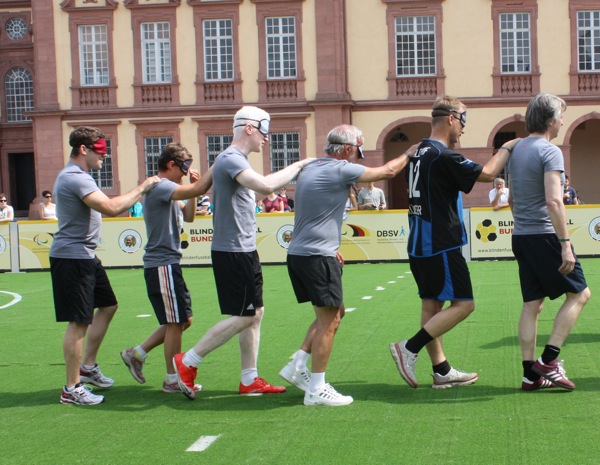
[390,96,519,389]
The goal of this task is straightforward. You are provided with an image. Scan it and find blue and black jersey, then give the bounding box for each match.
[406,138,482,257]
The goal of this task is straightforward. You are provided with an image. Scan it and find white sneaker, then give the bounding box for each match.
[304,383,353,406]
[162,380,203,394]
[432,367,478,389]
[80,364,114,389]
[60,383,104,405]
[389,341,418,388]
[279,361,311,393]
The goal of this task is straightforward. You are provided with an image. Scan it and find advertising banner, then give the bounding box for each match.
[470,205,600,259]
[0,224,10,272]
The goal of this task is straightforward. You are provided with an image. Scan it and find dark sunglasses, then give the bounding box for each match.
[44,195,52,198]
[0,199,6,202]
[173,158,193,175]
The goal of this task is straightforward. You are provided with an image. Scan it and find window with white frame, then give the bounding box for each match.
[500,13,531,73]
[269,132,300,172]
[144,136,173,177]
[395,16,436,76]
[207,134,233,167]
[5,67,33,122]
[141,22,172,83]
[78,25,109,86]
[203,19,233,81]
[577,11,600,71]
[90,139,113,189]
[266,17,297,79]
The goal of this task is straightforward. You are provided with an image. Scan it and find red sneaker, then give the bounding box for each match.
[173,353,198,400]
[521,376,557,391]
[532,359,575,390]
[239,377,286,395]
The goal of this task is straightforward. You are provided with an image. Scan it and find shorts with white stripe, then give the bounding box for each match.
[144,264,192,325]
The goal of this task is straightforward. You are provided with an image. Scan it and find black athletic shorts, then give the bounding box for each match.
[287,254,343,308]
[211,250,263,316]
[512,234,588,302]
[50,256,118,324]
[144,264,192,325]
[409,248,473,301]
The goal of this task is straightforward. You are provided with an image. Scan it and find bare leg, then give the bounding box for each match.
[64,322,88,387]
[82,305,117,366]
[164,323,187,374]
[421,300,445,365]
[239,308,264,370]
[139,325,167,354]
[192,314,254,358]
[300,320,317,353]
[311,305,342,373]
[547,288,591,348]
[518,299,544,361]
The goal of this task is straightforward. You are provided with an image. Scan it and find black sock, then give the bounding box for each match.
[522,360,539,381]
[405,328,434,354]
[432,360,451,376]
[541,345,560,365]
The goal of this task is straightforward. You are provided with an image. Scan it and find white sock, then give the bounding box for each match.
[82,363,96,371]
[294,350,310,371]
[310,372,325,393]
[135,345,147,360]
[166,373,177,383]
[241,368,258,385]
[182,349,203,368]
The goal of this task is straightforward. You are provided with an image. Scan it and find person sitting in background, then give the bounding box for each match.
[196,195,212,215]
[0,194,14,223]
[129,201,143,218]
[563,175,579,205]
[39,190,58,220]
[489,177,510,211]
[262,192,284,213]
[357,182,386,210]
[278,187,292,212]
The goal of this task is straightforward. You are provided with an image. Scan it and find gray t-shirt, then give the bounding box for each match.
[143,178,183,268]
[288,158,365,256]
[50,162,101,259]
[508,136,565,235]
[357,186,386,209]
[211,146,256,252]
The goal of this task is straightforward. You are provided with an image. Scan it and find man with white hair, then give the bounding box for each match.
[173,106,313,399]
[279,124,415,406]
[489,177,509,210]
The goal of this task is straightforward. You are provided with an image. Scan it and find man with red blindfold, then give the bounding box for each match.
[50,126,160,406]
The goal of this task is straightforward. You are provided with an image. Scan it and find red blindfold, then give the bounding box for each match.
[91,138,108,155]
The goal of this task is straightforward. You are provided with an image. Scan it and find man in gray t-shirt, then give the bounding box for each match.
[279,124,413,406]
[507,93,590,391]
[120,143,212,393]
[50,126,159,406]
[173,106,314,400]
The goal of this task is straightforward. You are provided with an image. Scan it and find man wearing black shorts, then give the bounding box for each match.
[280,124,415,406]
[390,96,519,389]
[508,93,590,391]
[173,106,313,399]
[51,126,159,405]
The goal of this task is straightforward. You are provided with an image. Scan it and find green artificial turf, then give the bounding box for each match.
[0,259,598,464]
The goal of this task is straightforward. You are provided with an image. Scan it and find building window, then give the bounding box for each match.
[206,134,233,168]
[5,67,33,122]
[395,16,436,76]
[5,17,27,41]
[266,16,297,79]
[203,19,233,81]
[577,10,600,71]
[500,13,531,73]
[90,139,113,189]
[142,22,172,83]
[144,136,173,177]
[79,25,109,86]
[269,132,300,172]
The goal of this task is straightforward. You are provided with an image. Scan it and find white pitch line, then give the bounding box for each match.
[0,291,22,310]
[375,286,385,291]
[186,435,221,452]
[136,314,152,318]
[362,296,373,300]
[345,307,356,312]
[387,281,396,284]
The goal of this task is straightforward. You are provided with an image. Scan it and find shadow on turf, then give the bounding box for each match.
[479,332,600,350]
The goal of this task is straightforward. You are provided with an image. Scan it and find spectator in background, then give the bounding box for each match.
[39,190,57,220]
[262,191,284,213]
[129,201,143,218]
[255,198,264,213]
[0,194,14,223]
[278,187,293,211]
[563,175,579,205]
[489,177,510,211]
[196,195,212,215]
[343,188,358,221]
[358,182,386,210]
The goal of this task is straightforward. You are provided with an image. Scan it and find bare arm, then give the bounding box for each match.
[83,176,160,217]
[545,170,575,275]
[236,158,314,195]
[171,166,214,201]
[491,189,509,211]
[39,203,47,219]
[181,169,201,223]
[477,139,521,182]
